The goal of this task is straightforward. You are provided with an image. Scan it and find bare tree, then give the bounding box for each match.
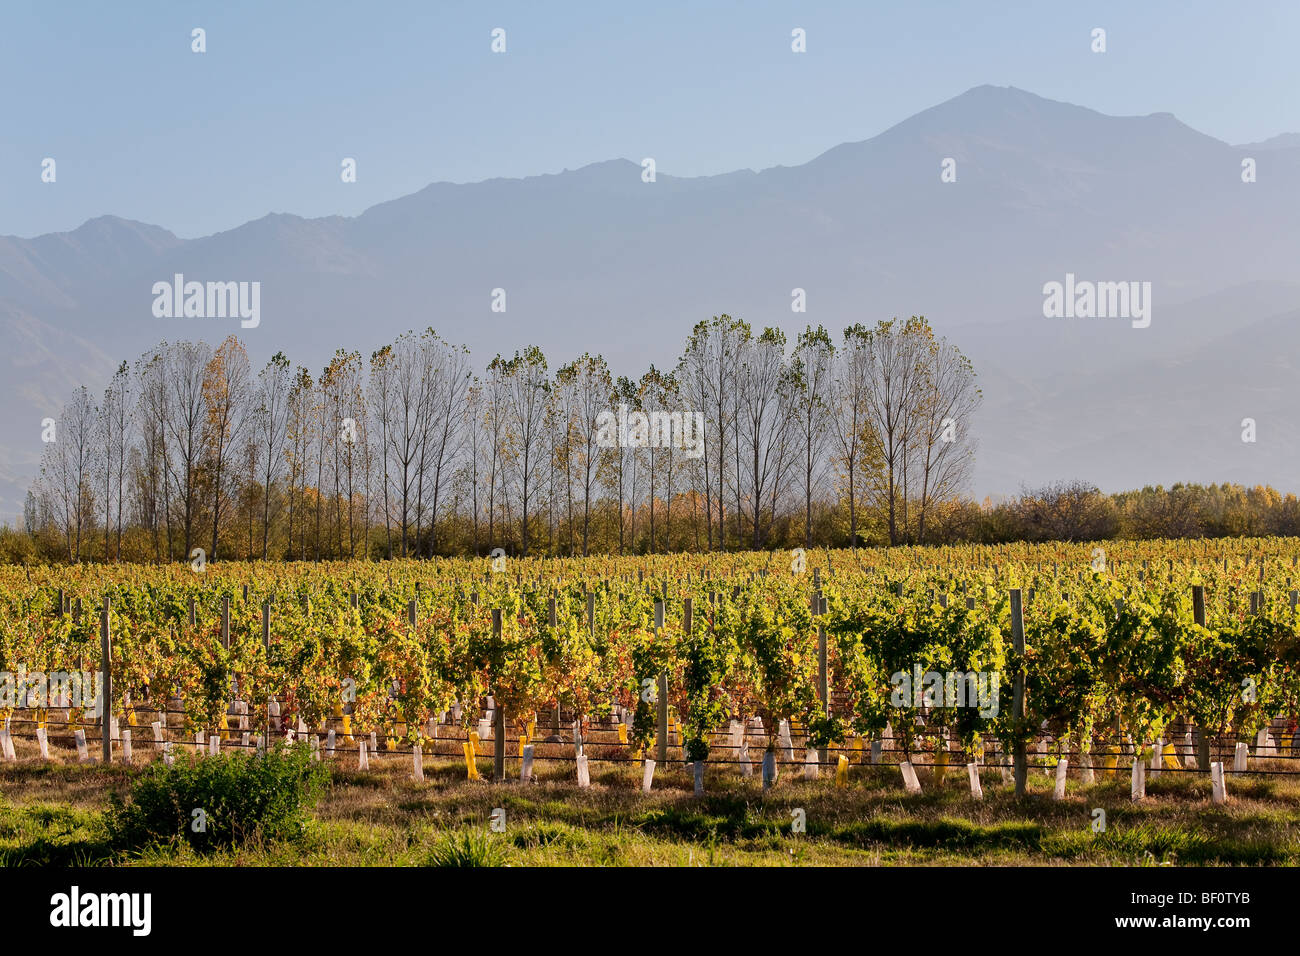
[135,348,173,561]
[482,360,510,552]
[736,327,792,549]
[320,349,363,557]
[419,334,471,556]
[833,325,873,547]
[638,366,671,552]
[788,326,835,549]
[285,366,316,561]
[639,366,683,552]
[556,353,612,556]
[912,329,980,544]
[496,346,549,556]
[382,331,434,557]
[41,386,95,561]
[610,375,641,553]
[240,416,260,558]
[677,315,744,550]
[165,341,213,560]
[98,361,131,560]
[312,358,336,559]
[860,317,928,546]
[254,352,291,558]
[460,381,485,555]
[202,335,251,560]
[368,344,396,558]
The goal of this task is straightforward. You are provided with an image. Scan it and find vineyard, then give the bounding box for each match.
[3,539,1299,805]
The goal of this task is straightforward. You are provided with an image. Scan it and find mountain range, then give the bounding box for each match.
[3,84,1299,520]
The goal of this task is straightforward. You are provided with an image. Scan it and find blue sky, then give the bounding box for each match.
[4,0,1297,239]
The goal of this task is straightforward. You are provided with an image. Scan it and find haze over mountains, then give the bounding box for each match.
[3,84,1298,521]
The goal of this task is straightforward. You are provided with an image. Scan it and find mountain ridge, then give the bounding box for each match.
[2,84,1298,520]
[4,85,1272,246]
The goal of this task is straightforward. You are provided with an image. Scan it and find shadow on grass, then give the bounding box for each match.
[0,804,116,866]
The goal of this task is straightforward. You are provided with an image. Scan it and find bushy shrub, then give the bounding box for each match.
[109,743,328,853]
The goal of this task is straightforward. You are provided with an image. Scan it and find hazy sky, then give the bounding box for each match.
[4,0,1297,238]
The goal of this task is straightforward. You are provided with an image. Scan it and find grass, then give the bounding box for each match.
[423,828,511,867]
[2,739,1298,867]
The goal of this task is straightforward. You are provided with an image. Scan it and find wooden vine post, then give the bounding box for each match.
[1010,588,1027,796]
[655,600,667,763]
[100,596,112,765]
[1192,585,1211,771]
[549,595,561,737]
[263,600,272,746]
[816,589,828,718]
[493,608,506,782]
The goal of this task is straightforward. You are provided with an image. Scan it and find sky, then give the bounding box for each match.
[3,0,1298,239]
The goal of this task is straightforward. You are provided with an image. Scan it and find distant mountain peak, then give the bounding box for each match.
[1236,131,1300,150]
[4,214,178,246]
[73,214,151,231]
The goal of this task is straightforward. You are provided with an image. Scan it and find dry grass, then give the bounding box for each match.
[3,734,1299,866]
